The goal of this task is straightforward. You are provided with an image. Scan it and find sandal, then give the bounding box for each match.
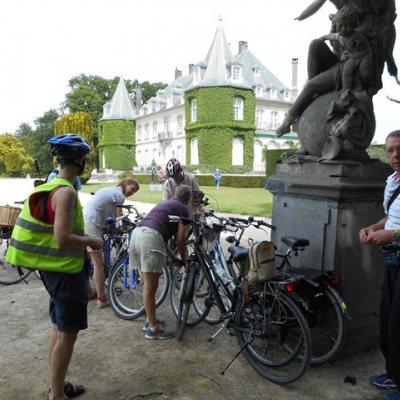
[64,382,85,398]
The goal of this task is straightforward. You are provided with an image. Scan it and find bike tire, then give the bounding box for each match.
[171,264,208,327]
[235,285,312,385]
[176,262,198,340]
[108,255,170,320]
[305,285,347,365]
[0,235,32,285]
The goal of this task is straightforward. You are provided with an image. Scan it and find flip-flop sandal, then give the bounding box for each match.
[64,382,85,398]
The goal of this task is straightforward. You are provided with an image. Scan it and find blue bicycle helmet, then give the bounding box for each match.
[48,134,91,159]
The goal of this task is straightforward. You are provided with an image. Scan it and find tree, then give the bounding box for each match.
[54,111,95,184]
[0,133,33,177]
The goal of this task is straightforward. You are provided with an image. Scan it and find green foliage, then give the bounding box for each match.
[367,144,387,164]
[118,170,135,179]
[0,134,33,176]
[98,120,136,170]
[265,149,290,178]
[185,87,256,168]
[54,111,95,184]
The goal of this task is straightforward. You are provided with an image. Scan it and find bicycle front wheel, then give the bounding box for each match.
[235,285,312,385]
[108,256,170,320]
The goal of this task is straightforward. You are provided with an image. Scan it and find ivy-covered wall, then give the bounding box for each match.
[265,149,290,178]
[98,120,136,170]
[185,87,256,170]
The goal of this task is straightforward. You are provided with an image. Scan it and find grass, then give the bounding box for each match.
[82,183,273,218]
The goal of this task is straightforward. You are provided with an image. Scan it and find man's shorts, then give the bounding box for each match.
[40,261,90,333]
[129,226,166,274]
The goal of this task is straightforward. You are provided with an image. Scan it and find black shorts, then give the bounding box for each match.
[40,261,90,333]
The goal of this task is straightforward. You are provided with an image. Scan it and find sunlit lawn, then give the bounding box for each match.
[82,183,273,218]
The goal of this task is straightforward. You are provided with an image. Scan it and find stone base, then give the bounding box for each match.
[148,184,163,192]
[266,160,392,358]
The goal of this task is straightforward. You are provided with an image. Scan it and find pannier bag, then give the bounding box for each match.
[245,240,276,285]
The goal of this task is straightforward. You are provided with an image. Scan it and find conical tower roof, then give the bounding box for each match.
[101,77,135,120]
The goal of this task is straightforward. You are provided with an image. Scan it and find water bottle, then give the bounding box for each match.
[213,260,235,290]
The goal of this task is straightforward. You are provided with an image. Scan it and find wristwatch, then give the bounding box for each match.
[393,229,400,241]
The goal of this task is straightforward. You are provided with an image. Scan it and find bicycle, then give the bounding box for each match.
[0,202,35,285]
[107,204,170,320]
[168,213,312,384]
[273,235,351,365]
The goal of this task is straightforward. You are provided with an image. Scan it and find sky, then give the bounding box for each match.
[1,0,399,144]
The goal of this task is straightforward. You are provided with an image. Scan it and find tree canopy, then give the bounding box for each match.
[0,133,33,176]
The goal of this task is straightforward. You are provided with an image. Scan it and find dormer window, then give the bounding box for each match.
[193,67,201,83]
[167,94,173,108]
[255,85,263,97]
[270,88,277,99]
[254,68,261,76]
[156,102,160,111]
[232,65,242,81]
[284,90,290,100]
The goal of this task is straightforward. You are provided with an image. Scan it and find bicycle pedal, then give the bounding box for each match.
[220,312,233,320]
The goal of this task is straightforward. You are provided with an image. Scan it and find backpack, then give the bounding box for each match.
[245,240,276,285]
[33,169,58,187]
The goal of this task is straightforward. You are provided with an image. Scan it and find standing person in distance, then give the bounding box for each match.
[47,165,82,191]
[6,133,103,400]
[83,178,140,308]
[163,157,201,216]
[359,130,400,400]
[129,185,191,339]
[213,168,222,189]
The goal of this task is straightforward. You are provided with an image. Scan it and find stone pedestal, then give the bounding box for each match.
[266,161,392,358]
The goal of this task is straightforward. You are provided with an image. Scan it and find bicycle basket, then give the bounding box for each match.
[0,206,21,228]
[202,218,220,251]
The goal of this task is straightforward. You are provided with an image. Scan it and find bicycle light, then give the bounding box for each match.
[329,275,339,286]
[284,281,297,293]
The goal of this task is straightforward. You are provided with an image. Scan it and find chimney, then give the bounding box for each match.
[189,64,194,74]
[291,58,299,98]
[239,41,248,54]
[135,84,142,109]
[175,68,182,80]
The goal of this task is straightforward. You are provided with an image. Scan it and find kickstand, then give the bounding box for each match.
[219,335,254,375]
[207,317,232,342]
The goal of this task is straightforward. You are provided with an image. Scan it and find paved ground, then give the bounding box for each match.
[0,178,391,400]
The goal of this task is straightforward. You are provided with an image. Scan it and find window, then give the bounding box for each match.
[193,67,201,83]
[255,85,263,97]
[232,65,241,80]
[270,88,277,99]
[190,138,199,165]
[191,99,197,122]
[177,115,183,133]
[232,137,243,165]
[164,118,170,135]
[137,125,142,141]
[270,111,279,130]
[254,68,261,76]
[145,123,149,140]
[152,121,158,139]
[284,90,290,100]
[233,97,244,120]
[167,94,173,108]
[256,109,265,129]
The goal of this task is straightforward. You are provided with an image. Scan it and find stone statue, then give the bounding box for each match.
[277,0,398,163]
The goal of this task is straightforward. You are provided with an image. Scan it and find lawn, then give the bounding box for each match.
[82,183,273,218]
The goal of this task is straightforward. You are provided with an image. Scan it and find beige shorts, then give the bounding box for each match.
[85,221,103,253]
[129,226,166,274]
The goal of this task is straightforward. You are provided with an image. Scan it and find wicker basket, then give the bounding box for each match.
[0,206,21,228]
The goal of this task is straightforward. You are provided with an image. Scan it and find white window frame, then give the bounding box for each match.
[256,109,264,129]
[137,125,142,141]
[232,65,241,81]
[233,97,244,120]
[191,99,197,122]
[152,121,158,139]
[177,115,183,134]
[145,123,149,140]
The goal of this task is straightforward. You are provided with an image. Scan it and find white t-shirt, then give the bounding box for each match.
[83,186,125,228]
[384,172,400,231]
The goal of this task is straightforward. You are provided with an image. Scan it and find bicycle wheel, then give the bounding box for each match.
[176,262,198,340]
[303,286,347,365]
[108,256,170,320]
[235,285,312,384]
[171,263,208,327]
[0,234,32,285]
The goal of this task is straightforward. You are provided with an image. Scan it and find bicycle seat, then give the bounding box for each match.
[228,245,248,262]
[281,236,309,249]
